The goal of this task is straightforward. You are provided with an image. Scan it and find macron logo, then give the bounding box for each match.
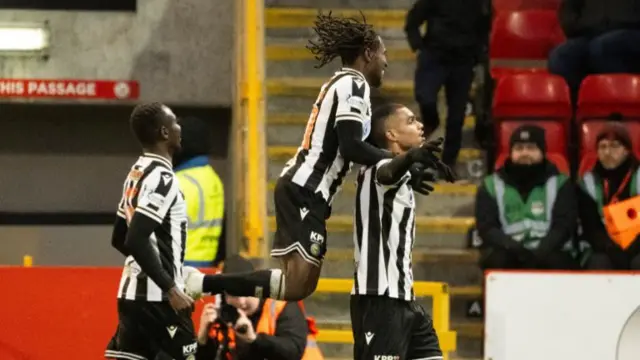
[167,325,177,338]
[300,207,309,220]
[365,331,374,344]
[162,174,172,185]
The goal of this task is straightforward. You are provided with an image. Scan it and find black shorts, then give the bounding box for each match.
[350,295,443,360]
[271,177,330,267]
[105,299,197,360]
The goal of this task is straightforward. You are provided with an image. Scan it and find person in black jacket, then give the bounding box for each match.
[549,0,640,103]
[196,255,315,360]
[578,124,640,270]
[404,0,492,169]
[475,125,579,270]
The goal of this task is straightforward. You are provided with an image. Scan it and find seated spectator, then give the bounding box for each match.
[548,0,640,103]
[196,255,323,360]
[475,125,578,270]
[578,124,640,270]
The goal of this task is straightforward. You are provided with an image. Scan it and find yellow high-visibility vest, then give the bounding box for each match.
[176,163,224,266]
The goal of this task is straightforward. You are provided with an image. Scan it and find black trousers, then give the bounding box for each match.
[414,49,475,166]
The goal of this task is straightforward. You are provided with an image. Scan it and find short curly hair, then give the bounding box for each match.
[129,102,168,146]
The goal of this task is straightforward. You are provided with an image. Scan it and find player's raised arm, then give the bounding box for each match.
[124,169,178,292]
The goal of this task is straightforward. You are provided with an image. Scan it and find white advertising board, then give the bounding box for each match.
[485,271,640,360]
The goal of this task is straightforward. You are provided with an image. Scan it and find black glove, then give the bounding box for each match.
[409,163,436,196]
[407,137,457,183]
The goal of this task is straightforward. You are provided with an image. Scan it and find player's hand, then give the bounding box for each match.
[409,164,436,196]
[408,137,444,167]
[198,303,218,344]
[233,309,257,343]
[168,286,194,314]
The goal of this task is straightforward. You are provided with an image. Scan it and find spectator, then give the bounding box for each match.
[174,117,226,268]
[404,0,492,170]
[196,255,323,360]
[578,124,640,269]
[549,0,640,103]
[475,125,578,270]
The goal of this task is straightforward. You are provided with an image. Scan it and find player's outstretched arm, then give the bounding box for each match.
[336,120,391,166]
[125,213,175,291]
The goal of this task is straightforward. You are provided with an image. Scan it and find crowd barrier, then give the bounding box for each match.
[0,266,456,360]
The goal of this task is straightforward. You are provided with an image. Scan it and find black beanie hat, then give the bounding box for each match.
[596,123,632,150]
[510,124,546,153]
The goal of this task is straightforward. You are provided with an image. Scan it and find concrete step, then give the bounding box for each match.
[266,113,477,148]
[267,160,488,192]
[265,7,406,29]
[318,249,482,285]
[267,112,476,129]
[266,42,414,61]
[314,319,482,359]
[267,183,475,217]
[265,0,415,10]
[268,77,414,99]
[268,214,474,234]
[305,279,482,321]
[268,145,482,163]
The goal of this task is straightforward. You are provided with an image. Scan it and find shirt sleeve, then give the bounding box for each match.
[334,75,369,124]
[374,159,412,187]
[135,169,179,224]
[116,195,126,219]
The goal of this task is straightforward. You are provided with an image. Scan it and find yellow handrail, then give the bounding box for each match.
[242,0,267,257]
[315,278,457,360]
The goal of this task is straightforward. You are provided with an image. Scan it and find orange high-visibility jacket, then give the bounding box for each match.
[210,300,323,360]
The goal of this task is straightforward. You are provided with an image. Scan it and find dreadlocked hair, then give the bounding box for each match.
[306,11,379,68]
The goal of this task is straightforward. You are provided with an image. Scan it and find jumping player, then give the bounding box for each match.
[105,103,197,360]
[185,12,447,301]
[351,103,444,360]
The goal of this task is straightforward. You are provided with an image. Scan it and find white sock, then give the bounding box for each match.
[269,269,286,300]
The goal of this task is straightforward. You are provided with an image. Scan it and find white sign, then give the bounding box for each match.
[485,271,640,360]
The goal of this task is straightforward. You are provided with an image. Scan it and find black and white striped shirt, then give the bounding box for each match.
[281,68,372,205]
[116,153,187,302]
[352,159,416,301]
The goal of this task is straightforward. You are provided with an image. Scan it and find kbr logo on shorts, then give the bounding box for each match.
[183,342,197,356]
[310,231,324,244]
[374,356,400,360]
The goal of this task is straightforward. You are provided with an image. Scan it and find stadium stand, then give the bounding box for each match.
[492,72,572,172]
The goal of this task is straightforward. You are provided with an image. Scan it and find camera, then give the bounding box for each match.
[219,303,240,324]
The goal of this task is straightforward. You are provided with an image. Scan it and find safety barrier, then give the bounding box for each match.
[315,278,457,360]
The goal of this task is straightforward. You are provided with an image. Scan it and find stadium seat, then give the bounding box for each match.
[495,120,570,174]
[577,74,640,122]
[493,0,560,13]
[578,121,640,176]
[493,73,572,121]
[490,10,565,60]
[490,67,548,83]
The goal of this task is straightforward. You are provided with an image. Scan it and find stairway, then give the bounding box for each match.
[263,3,486,359]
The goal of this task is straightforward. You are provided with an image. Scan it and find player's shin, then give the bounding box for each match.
[186,269,286,299]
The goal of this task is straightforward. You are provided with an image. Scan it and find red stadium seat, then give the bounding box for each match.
[494,120,569,174]
[493,73,572,121]
[577,74,640,122]
[490,67,548,82]
[578,121,640,176]
[493,0,560,13]
[490,10,565,60]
